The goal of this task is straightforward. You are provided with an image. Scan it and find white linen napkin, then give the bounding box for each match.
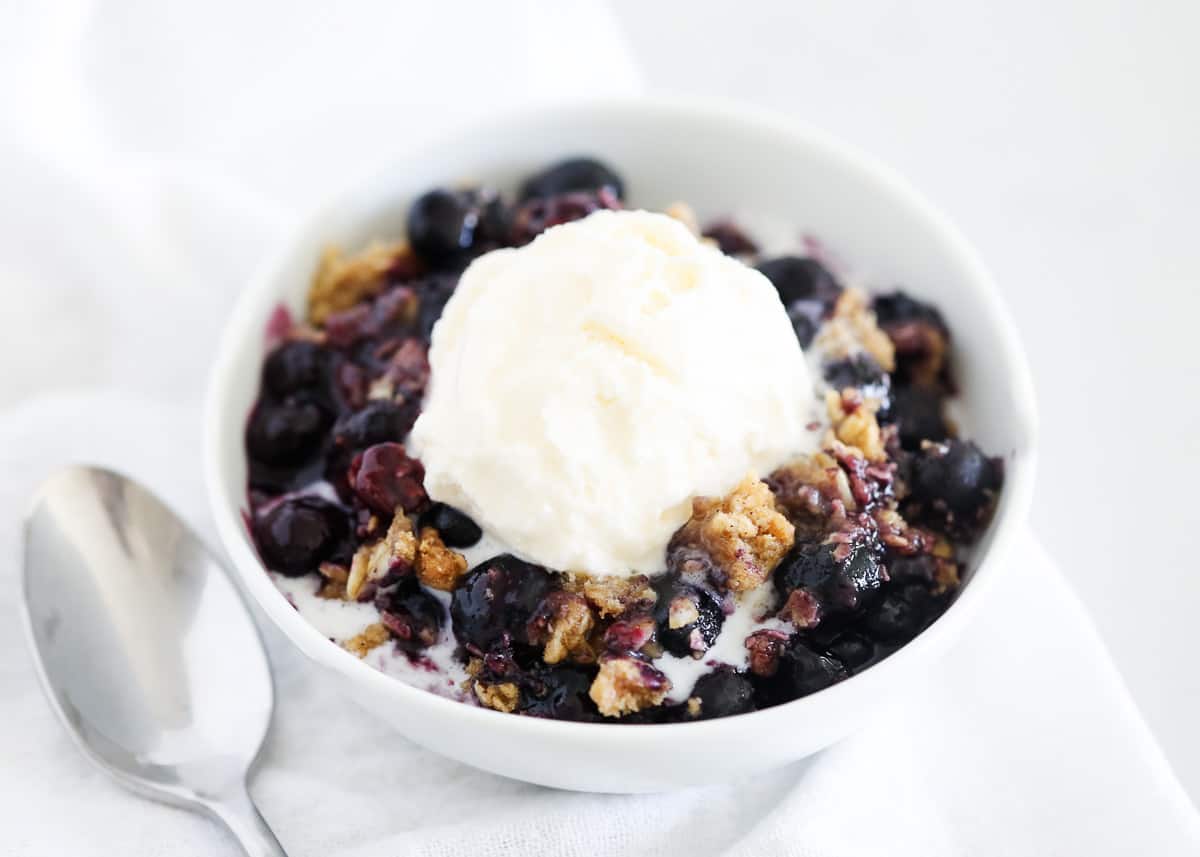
[2,2,1197,855]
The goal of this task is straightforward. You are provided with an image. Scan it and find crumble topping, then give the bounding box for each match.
[677,476,795,593]
[566,573,656,618]
[814,288,896,372]
[589,656,671,717]
[825,389,886,463]
[664,201,701,235]
[317,561,349,600]
[528,591,596,665]
[415,526,468,591]
[346,512,417,601]
[307,240,419,324]
[474,681,521,713]
[344,623,390,658]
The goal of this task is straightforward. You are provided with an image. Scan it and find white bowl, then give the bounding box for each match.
[205,97,1037,793]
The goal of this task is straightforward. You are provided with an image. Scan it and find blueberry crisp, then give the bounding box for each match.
[245,156,1002,722]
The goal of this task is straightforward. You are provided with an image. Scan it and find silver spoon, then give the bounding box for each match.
[21,466,287,856]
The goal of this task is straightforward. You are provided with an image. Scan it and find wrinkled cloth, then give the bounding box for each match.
[2,2,1198,855]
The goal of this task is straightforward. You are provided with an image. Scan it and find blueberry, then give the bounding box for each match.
[775,538,884,615]
[888,386,948,451]
[825,632,877,672]
[519,157,624,201]
[262,341,327,397]
[407,187,507,267]
[824,354,892,415]
[756,256,842,307]
[862,583,936,643]
[652,575,724,658]
[419,503,482,548]
[872,291,946,331]
[450,554,555,651]
[519,665,598,721]
[911,440,998,518]
[331,400,416,450]
[253,497,348,576]
[688,667,756,719]
[757,638,847,704]
[509,189,621,245]
[701,221,759,256]
[788,305,822,349]
[376,578,443,651]
[412,274,459,340]
[348,442,427,515]
[245,400,328,465]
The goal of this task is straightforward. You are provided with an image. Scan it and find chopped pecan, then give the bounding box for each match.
[474,681,521,713]
[589,656,670,717]
[307,241,419,324]
[825,389,886,463]
[745,629,790,677]
[415,526,467,591]
[527,591,596,665]
[346,512,416,601]
[814,288,896,372]
[317,561,349,600]
[778,588,822,629]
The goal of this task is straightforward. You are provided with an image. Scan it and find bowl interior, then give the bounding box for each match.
[205,100,1037,773]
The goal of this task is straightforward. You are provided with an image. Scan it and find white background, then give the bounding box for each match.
[1,0,1197,812]
[607,0,1200,800]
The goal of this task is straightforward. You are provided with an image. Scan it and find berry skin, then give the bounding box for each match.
[245,400,328,465]
[872,291,946,331]
[687,667,756,719]
[331,400,416,450]
[407,187,507,268]
[253,497,348,576]
[824,632,877,672]
[449,554,555,651]
[375,578,443,651]
[262,340,328,397]
[755,637,848,705]
[519,157,624,201]
[652,575,724,658]
[508,188,621,245]
[911,440,998,518]
[348,442,427,515]
[755,256,843,307]
[519,665,598,721]
[861,583,938,643]
[775,538,885,617]
[418,503,482,548]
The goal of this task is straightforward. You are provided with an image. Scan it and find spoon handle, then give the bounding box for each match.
[206,782,288,857]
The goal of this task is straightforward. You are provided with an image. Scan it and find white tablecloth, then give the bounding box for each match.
[2,2,1197,854]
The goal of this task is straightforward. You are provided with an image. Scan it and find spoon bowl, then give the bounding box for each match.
[21,466,286,856]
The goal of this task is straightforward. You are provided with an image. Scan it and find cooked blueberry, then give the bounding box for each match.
[450,554,555,651]
[652,575,724,658]
[757,638,847,704]
[519,665,598,721]
[825,632,877,672]
[788,303,822,348]
[509,188,621,245]
[889,386,948,450]
[872,291,946,331]
[701,221,759,256]
[331,400,415,449]
[412,273,459,340]
[245,400,328,465]
[349,442,427,515]
[253,497,347,576]
[407,187,506,267]
[824,354,891,414]
[419,503,481,548]
[756,256,842,307]
[262,341,328,397]
[911,440,998,518]
[688,667,756,719]
[519,157,624,201]
[862,585,933,643]
[775,538,884,616]
[376,578,443,651]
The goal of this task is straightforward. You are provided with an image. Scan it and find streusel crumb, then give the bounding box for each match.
[566,573,656,618]
[415,526,468,591]
[679,476,795,593]
[344,623,390,658]
[346,512,417,600]
[814,288,896,372]
[825,389,886,462]
[589,657,671,717]
[317,561,349,600]
[307,240,415,324]
[474,681,521,713]
[530,592,596,665]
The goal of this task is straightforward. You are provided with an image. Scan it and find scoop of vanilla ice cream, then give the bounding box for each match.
[408,209,816,576]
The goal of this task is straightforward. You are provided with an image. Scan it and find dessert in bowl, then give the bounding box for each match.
[206,99,1036,791]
